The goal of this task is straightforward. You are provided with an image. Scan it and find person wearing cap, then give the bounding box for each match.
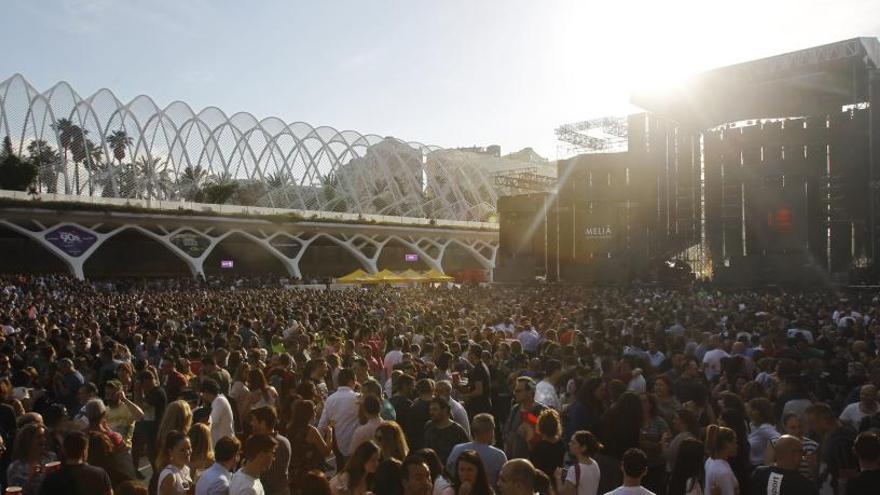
[104,379,144,452]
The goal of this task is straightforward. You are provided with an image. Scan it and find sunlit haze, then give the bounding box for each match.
[2,0,879,159]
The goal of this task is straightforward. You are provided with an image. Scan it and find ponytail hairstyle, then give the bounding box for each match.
[572,430,604,458]
[705,424,736,459]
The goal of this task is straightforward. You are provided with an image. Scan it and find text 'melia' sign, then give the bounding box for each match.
[44,226,97,257]
[585,226,613,239]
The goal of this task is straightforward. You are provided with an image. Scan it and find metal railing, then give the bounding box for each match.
[0,189,499,230]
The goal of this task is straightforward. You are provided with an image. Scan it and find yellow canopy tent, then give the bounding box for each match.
[398,269,427,282]
[374,269,409,283]
[422,269,454,282]
[336,269,369,284]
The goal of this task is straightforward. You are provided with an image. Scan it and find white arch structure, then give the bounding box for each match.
[0,74,532,221]
[0,218,497,280]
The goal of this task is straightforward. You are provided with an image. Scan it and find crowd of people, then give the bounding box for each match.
[0,273,880,495]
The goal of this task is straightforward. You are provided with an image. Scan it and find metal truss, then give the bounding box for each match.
[0,74,537,221]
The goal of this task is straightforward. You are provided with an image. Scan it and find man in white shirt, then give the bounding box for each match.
[201,379,235,446]
[384,338,404,380]
[840,384,879,428]
[435,380,471,438]
[702,336,729,381]
[604,448,656,495]
[195,436,241,495]
[230,434,277,495]
[349,394,385,452]
[318,368,361,465]
[535,360,562,410]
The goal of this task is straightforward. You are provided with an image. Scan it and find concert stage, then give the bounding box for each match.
[496,37,880,286]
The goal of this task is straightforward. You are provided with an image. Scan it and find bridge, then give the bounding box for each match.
[0,190,498,280]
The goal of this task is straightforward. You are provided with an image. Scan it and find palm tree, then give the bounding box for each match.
[106,130,133,197]
[68,126,91,195]
[26,140,60,193]
[135,156,173,200]
[178,165,209,200]
[51,118,77,194]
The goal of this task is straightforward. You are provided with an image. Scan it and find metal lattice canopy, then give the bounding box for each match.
[0,74,541,221]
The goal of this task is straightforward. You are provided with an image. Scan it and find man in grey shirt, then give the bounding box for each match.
[250,406,291,495]
[447,413,508,488]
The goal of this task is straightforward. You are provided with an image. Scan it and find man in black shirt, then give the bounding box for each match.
[461,344,492,419]
[752,435,818,495]
[847,432,880,495]
[41,431,112,495]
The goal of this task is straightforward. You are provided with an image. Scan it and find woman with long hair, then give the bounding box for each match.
[704,425,738,495]
[528,409,566,482]
[565,377,606,441]
[6,423,57,495]
[155,400,192,467]
[718,409,750,495]
[415,448,454,495]
[662,409,700,472]
[372,457,404,495]
[602,391,642,460]
[375,421,409,461]
[554,430,602,495]
[639,393,670,495]
[652,376,680,425]
[329,440,381,495]
[243,368,279,412]
[187,423,214,483]
[229,363,251,419]
[300,470,333,495]
[155,430,193,495]
[667,438,705,495]
[288,399,333,494]
[453,450,493,495]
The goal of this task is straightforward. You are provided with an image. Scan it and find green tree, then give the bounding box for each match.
[197,181,238,204]
[51,118,78,194]
[135,156,173,200]
[106,130,133,197]
[26,140,60,193]
[0,137,38,191]
[179,165,209,201]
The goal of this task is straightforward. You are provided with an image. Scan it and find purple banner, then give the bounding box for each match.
[45,226,97,257]
[221,260,234,268]
[405,253,418,262]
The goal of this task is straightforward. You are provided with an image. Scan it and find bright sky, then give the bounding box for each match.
[2,0,879,159]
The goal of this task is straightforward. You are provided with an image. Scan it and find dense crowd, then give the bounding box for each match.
[1,274,880,495]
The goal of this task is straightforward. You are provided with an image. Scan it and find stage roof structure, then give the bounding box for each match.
[632,37,880,127]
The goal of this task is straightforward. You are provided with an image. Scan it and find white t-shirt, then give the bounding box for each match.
[603,486,656,495]
[158,465,193,495]
[702,349,730,380]
[565,460,601,495]
[705,458,738,495]
[229,468,265,495]
[839,402,877,428]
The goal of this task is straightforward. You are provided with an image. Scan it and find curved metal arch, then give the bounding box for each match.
[0,74,509,221]
[0,219,77,275]
[296,232,375,273]
[199,229,296,276]
[82,225,198,276]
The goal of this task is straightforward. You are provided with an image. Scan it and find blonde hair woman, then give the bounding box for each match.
[187,423,214,483]
[155,400,192,466]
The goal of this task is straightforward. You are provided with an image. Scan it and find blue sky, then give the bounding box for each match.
[2,0,879,159]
